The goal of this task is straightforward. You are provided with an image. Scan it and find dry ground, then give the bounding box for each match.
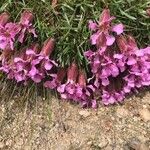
[0,89,149,150]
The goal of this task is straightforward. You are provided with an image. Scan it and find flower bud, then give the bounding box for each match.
[41,38,55,56]
[20,10,34,24]
[99,9,111,23]
[78,70,86,87]
[57,68,66,83]
[127,35,138,49]
[116,35,127,52]
[0,12,10,26]
[67,62,78,83]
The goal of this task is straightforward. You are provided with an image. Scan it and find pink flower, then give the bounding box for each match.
[0,23,20,50]
[18,10,37,43]
[57,62,78,100]
[102,90,125,105]
[89,9,124,48]
[44,68,66,89]
[27,39,57,83]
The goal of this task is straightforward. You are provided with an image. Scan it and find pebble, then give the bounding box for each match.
[79,110,91,117]
[98,137,108,148]
[127,137,141,149]
[139,109,150,122]
[116,107,129,118]
[0,142,4,148]
[139,143,149,150]
[126,138,149,150]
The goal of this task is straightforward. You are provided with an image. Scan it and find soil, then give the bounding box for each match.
[0,90,149,150]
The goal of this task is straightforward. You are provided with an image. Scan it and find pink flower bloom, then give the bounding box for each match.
[88,20,97,31]
[75,70,97,108]
[44,68,66,89]
[102,90,125,105]
[57,62,78,100]
[27,39,57,83]
[18,10,37,43]
[0,23,20,50]
[89,9,124,48]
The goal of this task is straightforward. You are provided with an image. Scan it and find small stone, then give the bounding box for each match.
[116,107,129,118]
[5,139,12,146]
[140,143,149,150]
[128,137,141,150]
[87,141,92,146]
[79,110,91,117]
[98,137,108,148]
[139,109,150,122]
[0,142,4,148]
[105,145,112,150]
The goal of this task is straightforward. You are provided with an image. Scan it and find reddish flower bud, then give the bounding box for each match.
[78,70,86,87]
[20,10,34,24]
[31,43,40,53]
[99,9,111,23]
[57,68,66,83]
[146,8,150,17]
[116,35,127,52]
[67,62,78,83]
[41,38,55,56]
[0,12,10,26]
[127,35,138,49]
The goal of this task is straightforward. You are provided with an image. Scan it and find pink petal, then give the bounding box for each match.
[88,20,97,31]
[90,32,100,45]
[106,35,115,46]
[26,49,36,55]
[32,74,42,83]
[112,24,124,35]
[127,57,137,65]
[29,66,37,76]
[102,78,109,86]
[57,84,66,93]
[44,62,52,70]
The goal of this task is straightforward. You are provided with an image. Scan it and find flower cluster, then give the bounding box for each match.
[0,11,37,51]
[54,62,97,108]
[85,9,150,106]
[0,11,57,87]
[0,9,150,108]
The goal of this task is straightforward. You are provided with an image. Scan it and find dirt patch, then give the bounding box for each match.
[0,91,149,150]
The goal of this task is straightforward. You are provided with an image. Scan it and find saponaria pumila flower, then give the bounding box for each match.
[56,62,97,108]
[0,10,37,51]
[26,38,58,83]
[18,10,37,43]
[0,38,58,85]
[85,8,150,106]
